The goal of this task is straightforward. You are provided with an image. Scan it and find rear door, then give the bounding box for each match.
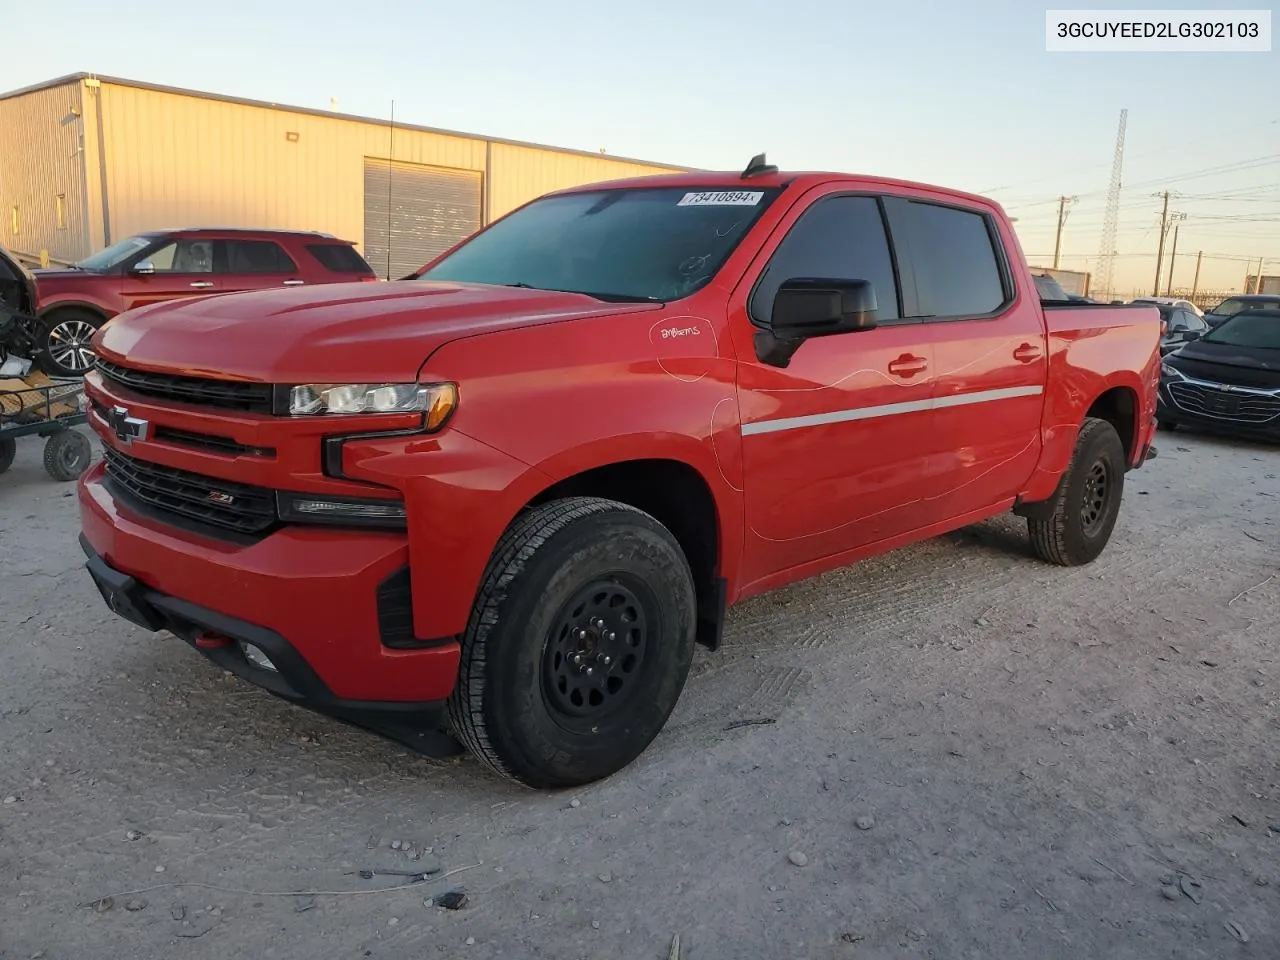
[120,237,224,310]
[732,190,939,584]
[223,238,305,293]
[882,197,1047,519]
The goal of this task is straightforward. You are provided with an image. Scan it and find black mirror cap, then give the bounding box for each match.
[771,278,878,337]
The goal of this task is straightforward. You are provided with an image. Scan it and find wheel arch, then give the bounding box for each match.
[1084,385,1139,464]
[522,455,729,650]
[38,299,113,322]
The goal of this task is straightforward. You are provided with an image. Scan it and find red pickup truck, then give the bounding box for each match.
[78,159,1161,788]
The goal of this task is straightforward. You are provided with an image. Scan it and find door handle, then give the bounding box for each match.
[189,281,214,289]
[888,354,928,378]
[1013,342,1043,363]
[283,279,305,286]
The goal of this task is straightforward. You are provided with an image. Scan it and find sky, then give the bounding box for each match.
[5,0,1277,296]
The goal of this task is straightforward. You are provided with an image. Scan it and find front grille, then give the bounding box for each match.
[1169,381,1280,424]
[97,360,274,414]
[89,398,274,458]
[153,426,275,458]
[103,448,278,535]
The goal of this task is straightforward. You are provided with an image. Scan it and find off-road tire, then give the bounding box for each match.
[1027,417,1126,567]
[36,308,105,378]
[0,438,15,475]
[43,429,92,482]
[447,496,697,789]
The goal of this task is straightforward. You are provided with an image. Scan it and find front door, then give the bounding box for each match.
[730,192,940,586]
[884,198,1047,518]
[120,238,223,311]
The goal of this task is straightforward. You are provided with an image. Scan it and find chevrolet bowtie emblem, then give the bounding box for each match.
[106,405,151,445]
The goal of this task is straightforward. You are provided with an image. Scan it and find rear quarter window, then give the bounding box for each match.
[306,244,374,275]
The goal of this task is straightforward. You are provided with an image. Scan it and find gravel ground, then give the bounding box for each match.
[1,425,1277,960]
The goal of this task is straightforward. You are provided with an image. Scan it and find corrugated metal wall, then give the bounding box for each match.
[92,81,685,260]
[486,143,680,221]
[98,83,487,249]
[0,81,91,264]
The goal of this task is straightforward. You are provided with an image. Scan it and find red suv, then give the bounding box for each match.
[33,228,377,377]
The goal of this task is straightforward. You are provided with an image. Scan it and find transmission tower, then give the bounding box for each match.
[1094,108,1128,301]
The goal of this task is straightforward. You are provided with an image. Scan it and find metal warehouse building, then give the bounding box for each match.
[0,73,689,278]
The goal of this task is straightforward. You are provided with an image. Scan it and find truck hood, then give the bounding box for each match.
[93,280,660,383]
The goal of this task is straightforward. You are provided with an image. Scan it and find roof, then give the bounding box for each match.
[1219,293,1280,301]
[0,73,695,172]
[545,169,1004,208]
[143,227,343,239]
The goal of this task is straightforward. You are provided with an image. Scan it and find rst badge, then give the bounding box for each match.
[106,405,151,445]
[206,490,236,505]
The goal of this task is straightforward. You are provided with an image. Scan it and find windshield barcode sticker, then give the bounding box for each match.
[677,191,764,207]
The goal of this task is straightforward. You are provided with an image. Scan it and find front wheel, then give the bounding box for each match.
[447,496,698,789]
[1027,417,1126,567]
[36,309,105,378]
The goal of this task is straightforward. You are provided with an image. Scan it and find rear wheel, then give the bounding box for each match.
[0,438,15,475]
[1157,417,1178,431]
[1027,417,1126,567]
[36,309,105,378]
[447,496,697,789]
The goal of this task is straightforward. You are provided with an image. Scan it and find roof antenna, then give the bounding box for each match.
[741,152,777,179]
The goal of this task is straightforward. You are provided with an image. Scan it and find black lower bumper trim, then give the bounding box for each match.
[79,535,462,757]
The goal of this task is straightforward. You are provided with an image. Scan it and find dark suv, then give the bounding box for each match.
[32,228,377,377]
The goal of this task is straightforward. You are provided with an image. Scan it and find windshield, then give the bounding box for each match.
[416,186,782,302]
[1208,297,1274,318]
[76,235,153,272]
[1202,313,1280,350]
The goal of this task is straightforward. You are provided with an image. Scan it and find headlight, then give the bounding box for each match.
[1160,362,1184,380]
[287,382,457,428]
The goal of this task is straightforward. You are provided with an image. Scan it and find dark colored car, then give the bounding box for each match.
[32,228,378,377]
[0,243,40,369]
[1157,303,1210,356]
[1202,294,1280,329]
[1158,309,1280,440]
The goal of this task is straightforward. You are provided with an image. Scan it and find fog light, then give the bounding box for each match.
[241,642,279,672]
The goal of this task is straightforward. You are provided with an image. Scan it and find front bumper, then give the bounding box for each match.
[78,462,464,751]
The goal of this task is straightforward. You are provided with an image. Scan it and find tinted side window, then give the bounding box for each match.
[1168,309,1191,331]
[899,202,1006,317]
[307,243,374,275]
[750,196,900,323]
[227,240,297,274]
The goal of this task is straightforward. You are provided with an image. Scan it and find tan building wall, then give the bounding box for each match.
[0,80,93,264]
[0,74,689,269]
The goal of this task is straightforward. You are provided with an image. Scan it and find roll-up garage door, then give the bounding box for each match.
[363,158,483,279]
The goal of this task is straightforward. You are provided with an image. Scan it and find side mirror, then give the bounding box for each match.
[131,260,155,275]
[1183,330,1202,341]
[755,278,878,368]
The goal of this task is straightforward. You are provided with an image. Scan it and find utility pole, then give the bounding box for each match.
[1165,212,1186,296]
[1255,257,1265,293]
[1191,250,1203,299]
[1152,191,1172,295]
[1053,195,1076,269]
